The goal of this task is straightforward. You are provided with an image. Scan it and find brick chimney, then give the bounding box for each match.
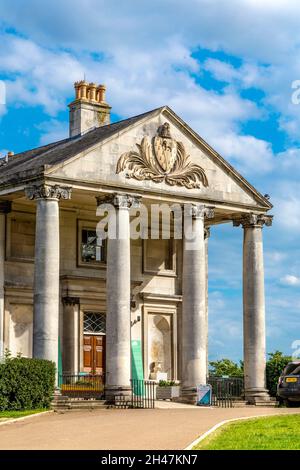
[68,81,111,137]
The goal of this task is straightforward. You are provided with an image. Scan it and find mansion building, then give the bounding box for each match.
[0,82,273,403]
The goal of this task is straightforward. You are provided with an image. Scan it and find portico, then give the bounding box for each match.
[0,81,273,404]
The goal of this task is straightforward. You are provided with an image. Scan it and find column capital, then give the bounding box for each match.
[233,213,273,229]
[185,203,214,220]
[25,183,72,201]
[0,201,11,214]
[62,296,80,306]
[96,193,141,209]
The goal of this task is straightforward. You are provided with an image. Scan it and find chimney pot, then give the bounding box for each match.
[68,81,111,137]
[88,83,97,101]
[97,84,106,103]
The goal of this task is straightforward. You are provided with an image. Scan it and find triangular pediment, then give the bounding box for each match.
[46,106,271,210]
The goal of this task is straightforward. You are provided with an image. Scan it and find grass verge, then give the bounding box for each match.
[194,414,300,450]
[0,409,49,419]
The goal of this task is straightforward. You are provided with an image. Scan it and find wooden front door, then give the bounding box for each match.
[83,334,106,377]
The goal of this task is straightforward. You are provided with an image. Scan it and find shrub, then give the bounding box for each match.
[0,353,56,411]
[158,380,177,387]
[266,351,293,397]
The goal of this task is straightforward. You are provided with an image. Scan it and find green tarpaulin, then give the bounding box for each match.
[58,336,63,386]
[131,340,144,396]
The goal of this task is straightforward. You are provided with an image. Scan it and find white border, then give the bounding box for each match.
[185,414,278,450]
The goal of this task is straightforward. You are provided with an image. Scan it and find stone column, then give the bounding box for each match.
[181,204,214,401]
[97,193,140,400]
[234,213,273,404]
[62,296,80,374]
[26,184,72,369]
[0,202,11,358]
[204,227,210,377]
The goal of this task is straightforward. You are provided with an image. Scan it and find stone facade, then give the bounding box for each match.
[0,83,273,403]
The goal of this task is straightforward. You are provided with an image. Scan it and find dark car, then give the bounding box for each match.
[277,361,300,405]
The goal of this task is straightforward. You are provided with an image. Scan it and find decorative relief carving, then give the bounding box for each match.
[116,123,208,189]
[97,193,141,209]
[233,213,273,228]
[25,184,72,201]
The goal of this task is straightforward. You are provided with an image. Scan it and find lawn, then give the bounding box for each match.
[0,409,48,419]
[194,415,300,450]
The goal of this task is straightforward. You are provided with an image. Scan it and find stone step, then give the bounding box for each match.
[231,401,252,407]
[252,401,279,407]
[51,398,108,410]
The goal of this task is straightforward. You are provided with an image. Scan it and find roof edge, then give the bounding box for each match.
[162,106,272,210]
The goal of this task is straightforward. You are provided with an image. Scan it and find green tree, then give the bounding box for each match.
[209,351,295,398]
[209,358,243,377]
[266,350,293,397]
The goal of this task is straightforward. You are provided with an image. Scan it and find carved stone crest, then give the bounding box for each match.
[153,122,177,173]
[116,123,208,189]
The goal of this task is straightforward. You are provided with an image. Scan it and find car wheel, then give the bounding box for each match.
[277,396,284,406]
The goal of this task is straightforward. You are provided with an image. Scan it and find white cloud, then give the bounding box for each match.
[2,0,300,142]
[265,251,287,263]
[204,58,266,90]
[204,59,240,82]
[0,105,6,118]
[0,35,84,115]
[280,275,300,286]
[214,133,274,175]
[272,184,300,233]
[0,80,6,105]
[0,149,8,159]
[1,0,300,61]
[0,31,274,178]
[276,148,300,174]
[37,119,69,146]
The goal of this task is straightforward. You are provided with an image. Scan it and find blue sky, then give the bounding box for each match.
[0,0,299,362]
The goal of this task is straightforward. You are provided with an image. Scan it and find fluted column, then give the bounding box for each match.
[98,193,140,399]
[0,202,11,358]
[26,184,72,369]
[234,213,273,403]
[181,204,214,400]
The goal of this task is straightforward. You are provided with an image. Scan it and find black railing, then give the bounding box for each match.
[211,392,233,408]
[208,376,244,408]
[208,376,244,397]
[131,379,155,409]
[58,373,105,398]
[114,380,155,409]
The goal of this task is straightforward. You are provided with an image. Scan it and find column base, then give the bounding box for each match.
[179,387,198,405]
[51,386,62,405]
[105,385,132,404]
[245,388,271,405]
